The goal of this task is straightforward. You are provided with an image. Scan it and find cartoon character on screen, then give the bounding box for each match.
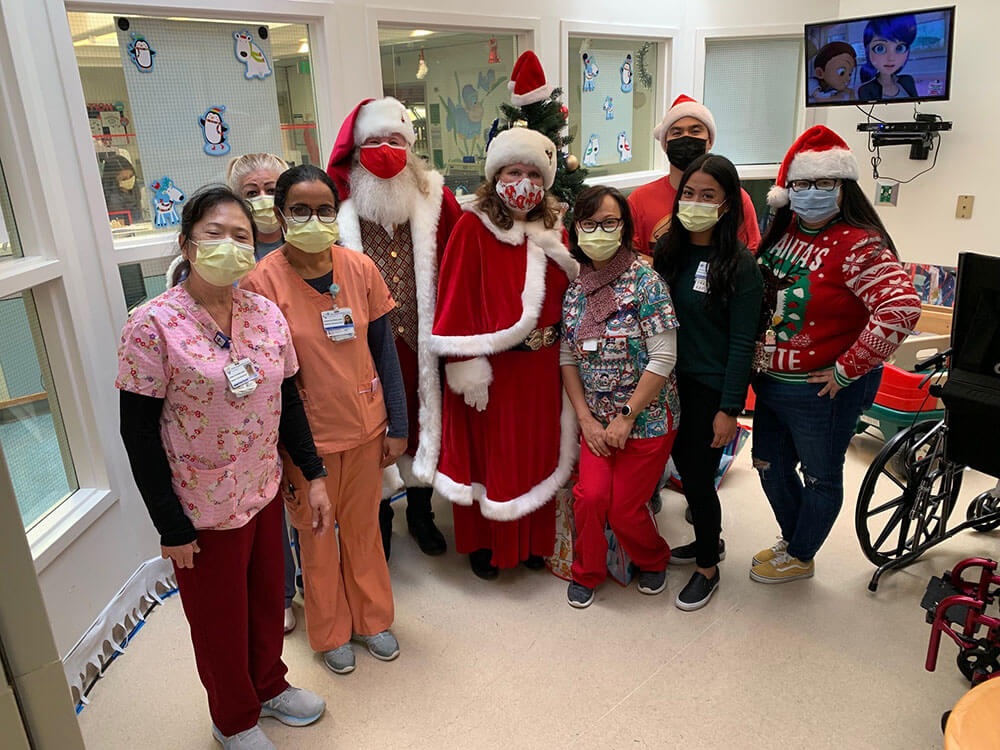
[617,131,632,163]
[808,42,858,103]
[233,30,272,79]
[583,134,600,167]
[620,54,633,93]
[200,106,231,156]
[603,96,615,120]
[127,34,156,73]
[582,52,599,92]
[150,177,185,227]
[857,14,919,101]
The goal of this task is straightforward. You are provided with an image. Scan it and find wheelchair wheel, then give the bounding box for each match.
[856,421,961,566]
[966,491,1000,533]
[957,644,1000,684]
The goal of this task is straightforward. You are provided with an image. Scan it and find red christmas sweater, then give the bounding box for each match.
[757,219,921,385]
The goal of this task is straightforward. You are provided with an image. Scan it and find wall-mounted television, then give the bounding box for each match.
[805,6,955,108]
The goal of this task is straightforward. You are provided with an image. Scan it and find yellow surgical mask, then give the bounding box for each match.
[191,239,256,286]
[576,227,622,262]
[118,176,136,191]
[284,217,339,254]
[248,195,281,233]
[677,201,723,233]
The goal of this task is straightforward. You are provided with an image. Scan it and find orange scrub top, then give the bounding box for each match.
[241,245,395,454]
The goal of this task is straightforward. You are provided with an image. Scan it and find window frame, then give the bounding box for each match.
[694,24,810,180]
[560,20,677,193]
[0,0,344,567]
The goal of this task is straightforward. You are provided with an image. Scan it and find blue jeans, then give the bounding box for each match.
[282,510,300,608]
[751,369,881,562]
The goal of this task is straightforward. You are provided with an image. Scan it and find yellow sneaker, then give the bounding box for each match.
[750,551,814,583]
[752,538,788,566]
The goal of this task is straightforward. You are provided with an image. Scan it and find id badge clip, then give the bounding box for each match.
[322,307,356,342]
[225,357,258,396]
[694,261,710,294]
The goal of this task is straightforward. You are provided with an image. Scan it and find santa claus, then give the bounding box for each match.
[430,120,579,579]
[327,97,462,559]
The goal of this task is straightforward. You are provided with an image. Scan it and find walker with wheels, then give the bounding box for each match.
[854,252,1000,592]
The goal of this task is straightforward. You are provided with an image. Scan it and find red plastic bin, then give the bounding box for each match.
[872,364,942,413]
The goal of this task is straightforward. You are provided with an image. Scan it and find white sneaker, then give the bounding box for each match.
[212,723,275,749]
[283,606,296,635]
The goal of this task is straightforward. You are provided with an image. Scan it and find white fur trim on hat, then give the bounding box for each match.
[484,128,558,189]
[652,97,717,149]
[767,185,790,208]
[786,147,859,183]
[353,97,416,146]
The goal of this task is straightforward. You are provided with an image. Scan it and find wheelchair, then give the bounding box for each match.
[854,252,1000,592]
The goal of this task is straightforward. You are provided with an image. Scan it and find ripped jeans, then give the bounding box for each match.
[751,369,881,562]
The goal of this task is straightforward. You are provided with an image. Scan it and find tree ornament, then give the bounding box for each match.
[564,154,580,172]
[560,104,569,120]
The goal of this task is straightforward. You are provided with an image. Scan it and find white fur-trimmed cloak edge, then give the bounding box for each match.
[428,204,580,522]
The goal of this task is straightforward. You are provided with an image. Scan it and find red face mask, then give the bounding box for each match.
[359,143,408,179]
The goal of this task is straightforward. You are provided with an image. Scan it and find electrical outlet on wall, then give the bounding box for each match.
[956,195,975,219]
[875,181,899,207]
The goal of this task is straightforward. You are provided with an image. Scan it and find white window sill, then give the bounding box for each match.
[113,232,179,266]
[583,169,664,193]
[29,488,117,573]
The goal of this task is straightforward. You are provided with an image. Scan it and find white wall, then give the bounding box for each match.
[824,0,999,266]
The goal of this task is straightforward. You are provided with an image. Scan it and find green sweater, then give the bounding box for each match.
[669,243,763,409]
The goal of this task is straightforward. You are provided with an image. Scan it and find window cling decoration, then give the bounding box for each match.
[619,54,633,93]
[583,134,600,167]
[150,177,185,226]
[233,30,272,80]
[127,33,156,73]
[200,106,231,156]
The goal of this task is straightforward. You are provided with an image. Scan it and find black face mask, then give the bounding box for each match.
[666,135,708,170]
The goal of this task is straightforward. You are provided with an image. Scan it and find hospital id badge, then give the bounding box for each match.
[224,357,258,396]
[322,307,356,342]
[582,338,599,352]
[694,261,709,293]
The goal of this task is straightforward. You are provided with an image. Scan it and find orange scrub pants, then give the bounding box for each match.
[282,433,394,652]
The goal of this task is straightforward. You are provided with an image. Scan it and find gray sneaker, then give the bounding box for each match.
[212,723,275,749]
[359,630,400,661]
[323,643,355,674]
[260,686,326,727]
[637,568,667,595]
[567,581,595,609]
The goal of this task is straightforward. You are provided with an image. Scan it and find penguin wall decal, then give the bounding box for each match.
[127,34,156,73]
[199,106,231,156]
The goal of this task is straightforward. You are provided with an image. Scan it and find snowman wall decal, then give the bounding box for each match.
[583,134,600,167]
[200,106,231,156]
[617,131,632,163]
[127,34,156,73]
[233,30,272,79]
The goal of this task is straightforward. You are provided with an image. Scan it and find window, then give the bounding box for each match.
[567,36,660,177]
[118,257,172,312]
[0,161,20,260]
[67,13,319,242]
[703,38,802,165]
[379,26,520,197]
[0,171,78,529]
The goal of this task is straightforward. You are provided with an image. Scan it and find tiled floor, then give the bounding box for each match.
[76,426,998,749]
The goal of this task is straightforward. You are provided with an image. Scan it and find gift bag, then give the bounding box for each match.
[666,424,751,492]
[606,503,658,586]
[545,485,577,581]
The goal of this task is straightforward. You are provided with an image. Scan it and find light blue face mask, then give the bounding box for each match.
[789,185,841,224]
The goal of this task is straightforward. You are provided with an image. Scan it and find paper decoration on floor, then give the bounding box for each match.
[150,177,186,226]
[617,131,632,162]
[582,52,599,92]
[620,54,634,93]
[583,134,600,167]
[127,34,156,73]
[233,30,272,79]
[603,96,615,120]
[200,106,231,155]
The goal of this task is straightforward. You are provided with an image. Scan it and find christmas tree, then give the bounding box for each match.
[495,52,588,223]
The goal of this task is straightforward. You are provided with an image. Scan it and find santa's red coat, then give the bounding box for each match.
[430,207,579,534]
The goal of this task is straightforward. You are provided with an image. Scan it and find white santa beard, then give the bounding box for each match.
[349,163,418,232]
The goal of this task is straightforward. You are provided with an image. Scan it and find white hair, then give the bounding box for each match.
[226,153,289,192]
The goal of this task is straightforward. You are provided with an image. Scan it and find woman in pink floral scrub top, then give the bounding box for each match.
[116,186,330,748]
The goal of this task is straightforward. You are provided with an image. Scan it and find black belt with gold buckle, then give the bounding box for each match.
[512,325,560,352]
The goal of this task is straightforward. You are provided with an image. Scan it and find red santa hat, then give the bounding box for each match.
[508,51,553,107]
[325,97,416,200]
[767,125,859,208]
[652,94,717,149]
[484,126,558,189]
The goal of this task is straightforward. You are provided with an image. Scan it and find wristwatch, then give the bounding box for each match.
[621,404,634,418]
[310,464,329,480]
[721,407,742,417]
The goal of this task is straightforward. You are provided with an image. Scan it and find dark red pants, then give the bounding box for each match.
[173,496,288,736]
[571,433,674,588]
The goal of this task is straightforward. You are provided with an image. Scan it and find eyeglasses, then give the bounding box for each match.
[788,179,841,193]
[284,205,338,224]
[577,217,623,233]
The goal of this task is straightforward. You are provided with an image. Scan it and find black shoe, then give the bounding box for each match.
[567,581,595,609]
[407,509,447,556]
[523,554,546,570]
[675,569,720,611]
[378,499,394,561]
[668,539,726,566]
[685,506,693,524]
[636,568,667,595]
[469,548,498,580]
[650,491,663,515]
